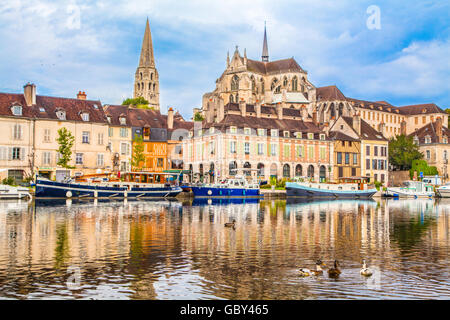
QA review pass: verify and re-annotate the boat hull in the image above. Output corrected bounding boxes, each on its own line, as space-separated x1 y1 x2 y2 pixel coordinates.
286 182 376 199
436 188 450 198
190 186 261 198
384 187 434 198
35 179 182 198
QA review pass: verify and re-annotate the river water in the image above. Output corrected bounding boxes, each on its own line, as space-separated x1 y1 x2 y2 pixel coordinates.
0 198 448 300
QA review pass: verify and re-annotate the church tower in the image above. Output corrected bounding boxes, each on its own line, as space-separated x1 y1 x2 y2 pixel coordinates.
262 22 269 62
134 18 160 110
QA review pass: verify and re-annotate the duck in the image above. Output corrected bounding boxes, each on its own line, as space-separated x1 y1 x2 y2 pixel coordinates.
360 259 373 277
224 219 236 228
299 260 326 276
311 260 327 276
328 260 342 278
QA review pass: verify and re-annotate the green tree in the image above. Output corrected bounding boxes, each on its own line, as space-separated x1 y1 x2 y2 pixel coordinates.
389 134 423 170
193 112 204 121
122 97 153 109
131 135 145 170
56 128 75 169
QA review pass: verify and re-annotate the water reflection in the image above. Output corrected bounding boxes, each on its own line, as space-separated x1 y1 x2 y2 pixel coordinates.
0 198 448 299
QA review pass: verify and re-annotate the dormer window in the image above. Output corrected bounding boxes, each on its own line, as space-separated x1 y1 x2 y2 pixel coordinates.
283 131 290 138
424 135 431 144
107 116 111 123
209 127 215 134
39 107 45 113
119 117 126 125
295 132 302 139
229 126 237 134
308 133 314 140
81 112 89 122
244 127 251 135
93 104 99 109
11 105 22 116
444 136 448 144
271 129 278 137
319 134 325 140
56 110 66 120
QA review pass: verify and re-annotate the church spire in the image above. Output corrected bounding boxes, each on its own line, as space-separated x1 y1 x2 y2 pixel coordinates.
139 18 155 67
262 21 269 62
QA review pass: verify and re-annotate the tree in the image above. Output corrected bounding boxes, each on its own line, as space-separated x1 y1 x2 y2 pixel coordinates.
193 112 204 121
56 128 75 169
389 134 423 170
131 135 145 170
122 97 153 110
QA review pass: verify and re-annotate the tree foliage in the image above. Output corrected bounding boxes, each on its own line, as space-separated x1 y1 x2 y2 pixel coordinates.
122 97 153 110
446 109 450 127
193 112 204 121
56 128 75 169
131 135 146 170
389 134 423 170
409 160 438 179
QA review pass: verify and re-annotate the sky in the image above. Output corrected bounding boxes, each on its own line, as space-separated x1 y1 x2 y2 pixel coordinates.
0 0 449 119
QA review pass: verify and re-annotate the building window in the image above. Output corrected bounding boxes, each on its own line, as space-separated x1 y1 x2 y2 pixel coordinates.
56 110 66 120
308 146 314 159
245 142 250 155
296 145 303 157
283 144 290 157
291 77 298 91
320 147 326 160
82 131 90 144
157 158 164 167
98 133 104 145
381 174 385 182
97 154 104 167
244 127 251 135
319 134 325 140
284 131 290 138
12 147 22 160
366 145 370 156
258 143 264 155
231 75 239 91
209 142 215 155
13 124 22 140
120 128 128 138
81 113 89 122
12 105 22 116
109 127 114 137
120 161 128 172
338 167 343 178
42 152 51 165
353 153 358 165
257 129 265 136
352 167 357 176
345 153 350 164
119 117 126 125
372 159 377 170
366 159 370 170
308 133 314 140
44 129 51 143
271 129 278 137
230 126 237 134
76 153 83 164
271 144 277 156
337 152 342 164
230 141 236 154
426 150 430 159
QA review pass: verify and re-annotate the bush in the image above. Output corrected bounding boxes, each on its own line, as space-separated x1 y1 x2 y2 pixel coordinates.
374 180 382 191
409 159 438 179
2 177 15 186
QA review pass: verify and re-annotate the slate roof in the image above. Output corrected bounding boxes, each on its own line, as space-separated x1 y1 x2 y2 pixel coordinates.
408 121 450 144
342 116 388 141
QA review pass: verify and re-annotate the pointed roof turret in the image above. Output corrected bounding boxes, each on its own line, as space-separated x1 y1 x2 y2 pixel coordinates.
139 18 155 67
262 22 269 62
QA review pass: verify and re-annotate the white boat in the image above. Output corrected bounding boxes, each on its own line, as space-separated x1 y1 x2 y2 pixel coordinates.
0 185 31 199
436 183 450 198
384 181 434 198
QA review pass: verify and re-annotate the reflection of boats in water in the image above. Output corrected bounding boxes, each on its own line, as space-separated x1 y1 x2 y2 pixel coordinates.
36 172 182 199
286 177 377 199
34 197 182 207
286 198 376 205
384 181 434 198
191 197 260 206
0 185 31 200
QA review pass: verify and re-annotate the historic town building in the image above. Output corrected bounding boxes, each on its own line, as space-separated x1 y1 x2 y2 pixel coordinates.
133 18 160 111
409 117 450 179
0 84 111 182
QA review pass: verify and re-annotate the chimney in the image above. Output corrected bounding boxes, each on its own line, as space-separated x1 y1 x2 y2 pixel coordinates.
239 99 246 117
436 117 443 143
353 113 361 135
23 83 36 106
400 120 407 135
312 111 318 126
168 107 174 130
255 100 261 118
77 91 87 100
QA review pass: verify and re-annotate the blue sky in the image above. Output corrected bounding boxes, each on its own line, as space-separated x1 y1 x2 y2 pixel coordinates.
0 0 449 119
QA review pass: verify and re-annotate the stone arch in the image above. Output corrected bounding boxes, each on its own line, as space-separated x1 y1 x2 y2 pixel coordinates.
243 161 252 177
295 164 303 177
320 165 326 181
291 76 298 91
307 164 315 178
283 164 290 178
229 161 237 176
257 163 265 178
